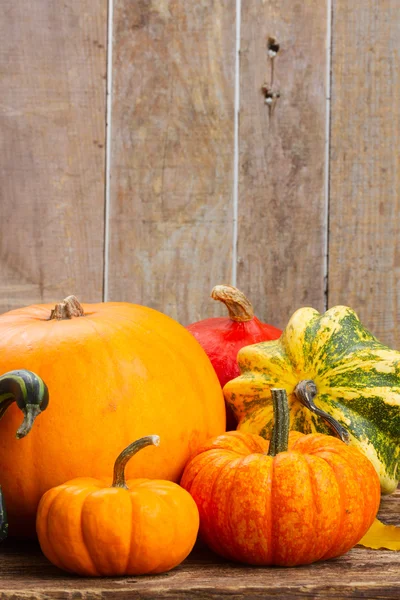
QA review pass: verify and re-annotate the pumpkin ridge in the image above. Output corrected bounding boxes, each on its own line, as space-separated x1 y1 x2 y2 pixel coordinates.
304 453 341 561
44 495 67 572
185 451 224 549
145 490 176 574
233 453 273 563
47 500 71 573
300 454 319 562
56 487 100 575
345 454 368 540
126 490 146 573
224 455 256 563
202 453 237 559
124 494 135 574
318 457 347 559
76 487 103 576
266 455 275 564
217 455 245 560
36 488 68 572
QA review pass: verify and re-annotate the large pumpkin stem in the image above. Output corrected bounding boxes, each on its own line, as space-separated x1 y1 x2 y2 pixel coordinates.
112 435 160 489
0 370 49 439
294 380 350 443
211 285 254 322
267 388 290 456
49 295 85 320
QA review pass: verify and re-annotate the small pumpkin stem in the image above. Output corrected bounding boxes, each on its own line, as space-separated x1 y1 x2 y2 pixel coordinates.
211 285 254 322
267 388 290 456
294 380 350 443
112 435 160 489
49 295 85 320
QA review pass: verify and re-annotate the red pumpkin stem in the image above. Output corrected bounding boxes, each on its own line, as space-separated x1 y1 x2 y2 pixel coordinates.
211 285 254 322
49 296 85 320
294 380 350 443
112 435 160 489
267 388 290 456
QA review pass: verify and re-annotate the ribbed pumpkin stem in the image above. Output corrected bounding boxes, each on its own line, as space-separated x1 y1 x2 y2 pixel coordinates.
211 285 254 322
267 388 290 456
294 380 350 443
49 295 85 320
112 435 160 489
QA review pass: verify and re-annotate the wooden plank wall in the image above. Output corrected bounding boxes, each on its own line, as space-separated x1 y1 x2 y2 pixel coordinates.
329 0 400 348
0 1 107 311
238 0 328 327
108 0 235 323
1 1 399 347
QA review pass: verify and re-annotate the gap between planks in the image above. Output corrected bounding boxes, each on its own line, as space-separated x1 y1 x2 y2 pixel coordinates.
103 0 114 302
324 0 333 311
232 0 241 287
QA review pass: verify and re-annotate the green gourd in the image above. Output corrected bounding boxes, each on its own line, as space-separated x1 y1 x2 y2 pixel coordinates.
224 305 400 494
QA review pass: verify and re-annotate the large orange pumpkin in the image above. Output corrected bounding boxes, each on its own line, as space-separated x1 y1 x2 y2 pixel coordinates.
0 296 225 536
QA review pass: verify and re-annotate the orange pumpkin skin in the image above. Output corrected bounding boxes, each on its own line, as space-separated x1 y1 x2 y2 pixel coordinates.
0 300 225 536
181 430 381 566
36 477 199 576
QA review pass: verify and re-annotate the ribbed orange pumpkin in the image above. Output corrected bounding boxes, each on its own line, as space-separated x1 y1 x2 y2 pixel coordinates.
37 436 200 576
181 389 381 566
0 296 225 536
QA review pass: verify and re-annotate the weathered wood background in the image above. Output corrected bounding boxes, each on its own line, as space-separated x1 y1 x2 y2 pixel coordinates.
1 0 399 347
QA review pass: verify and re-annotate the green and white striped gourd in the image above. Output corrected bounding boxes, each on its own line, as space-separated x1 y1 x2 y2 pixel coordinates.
224 306 400 494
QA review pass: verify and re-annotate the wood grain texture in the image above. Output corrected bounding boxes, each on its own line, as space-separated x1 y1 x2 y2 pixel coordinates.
0 1 107 313
329 0 400 348
108 0 235 324
0 489 398 599
237 0 328 329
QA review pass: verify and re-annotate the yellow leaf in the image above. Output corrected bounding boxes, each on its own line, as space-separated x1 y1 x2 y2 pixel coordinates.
358 518 400 550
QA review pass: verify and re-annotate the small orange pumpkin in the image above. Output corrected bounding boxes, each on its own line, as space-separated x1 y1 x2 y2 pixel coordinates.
181 389 381 566
36 436 199 576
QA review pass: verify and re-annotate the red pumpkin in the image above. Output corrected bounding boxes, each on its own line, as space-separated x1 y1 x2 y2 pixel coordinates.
187 285 281 428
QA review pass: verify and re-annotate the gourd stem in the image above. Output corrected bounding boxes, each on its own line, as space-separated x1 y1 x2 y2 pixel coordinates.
294 380 350 443
211 285 254 322
0 370 49 439
49 295 85 320
112 435 160 489
16 405 43 439
267 388 290 456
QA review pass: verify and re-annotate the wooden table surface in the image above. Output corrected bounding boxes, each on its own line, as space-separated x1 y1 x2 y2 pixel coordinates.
0 488 398 599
